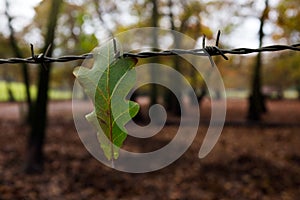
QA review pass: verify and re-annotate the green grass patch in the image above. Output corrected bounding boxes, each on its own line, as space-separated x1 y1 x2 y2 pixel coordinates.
0 81 71 102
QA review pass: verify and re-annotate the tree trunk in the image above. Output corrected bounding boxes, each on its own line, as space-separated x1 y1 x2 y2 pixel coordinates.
150 0 159 106
247 52 266 120
247 0 268 121
4 79 15 102
5 0 31 116
24 0 62 174
296 82 300 100
164 0 182 116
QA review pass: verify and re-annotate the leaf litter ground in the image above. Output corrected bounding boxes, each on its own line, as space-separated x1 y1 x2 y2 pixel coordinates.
0 99 300 200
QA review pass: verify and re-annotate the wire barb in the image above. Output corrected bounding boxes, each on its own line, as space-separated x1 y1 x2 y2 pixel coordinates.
215 30 221 47
112 38 120 58
202 35 206 49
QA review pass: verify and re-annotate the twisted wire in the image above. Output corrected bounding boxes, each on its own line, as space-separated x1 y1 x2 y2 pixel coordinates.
0 33 299 65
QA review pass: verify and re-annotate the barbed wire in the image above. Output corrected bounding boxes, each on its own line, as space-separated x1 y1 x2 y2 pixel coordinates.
123 43 300 60
0 31 299 65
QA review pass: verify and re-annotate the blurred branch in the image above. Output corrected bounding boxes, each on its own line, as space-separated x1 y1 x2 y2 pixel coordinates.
92 0 114 37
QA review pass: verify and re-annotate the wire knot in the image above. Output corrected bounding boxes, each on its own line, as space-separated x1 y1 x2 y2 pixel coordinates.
204 46 228 60
30 44 45 63
30 44 51 69
202 30 228 60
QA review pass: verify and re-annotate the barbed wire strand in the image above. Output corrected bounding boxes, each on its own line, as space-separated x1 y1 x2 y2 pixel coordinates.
0 31 299 65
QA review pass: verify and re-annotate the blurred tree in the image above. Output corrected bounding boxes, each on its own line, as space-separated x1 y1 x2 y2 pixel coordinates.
264 52 300 99
20 0 119 172
0 35 15 102
92 0 115 37
247 0 269 121
49 1 99 92
4 0 31 116
2 66 15 102
150 0 159 106
165 0 193 115
117 0 217 115
263 56 287 99
275 0 300 99
290 54 300 99
25 0 63 173
214 56 240 89
276 0 300 43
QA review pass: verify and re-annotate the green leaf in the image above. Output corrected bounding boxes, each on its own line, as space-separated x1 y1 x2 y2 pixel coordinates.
73 40 139 160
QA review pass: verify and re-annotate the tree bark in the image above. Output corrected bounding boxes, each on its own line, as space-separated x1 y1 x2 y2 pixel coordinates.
24 0 63 174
